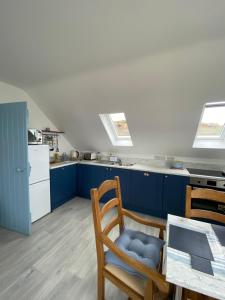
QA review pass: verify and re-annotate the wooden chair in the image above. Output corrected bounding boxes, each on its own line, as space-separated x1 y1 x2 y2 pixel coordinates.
185 186 225 225
91 176 172 300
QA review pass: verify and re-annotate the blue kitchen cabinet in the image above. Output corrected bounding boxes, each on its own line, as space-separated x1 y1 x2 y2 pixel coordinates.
77 164 95 199
162 174 189 218
50 164 77 210
93 166 130 205
65 164 77 199
77 164 131 205
61 163 189 219
130 170 164 217
107 167 130 207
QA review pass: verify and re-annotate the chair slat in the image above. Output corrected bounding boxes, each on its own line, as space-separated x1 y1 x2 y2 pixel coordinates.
191 188 225 203
103 216 120 236
190 209 225 224
98 180 117 200
185 186 225 225
100 198 119 219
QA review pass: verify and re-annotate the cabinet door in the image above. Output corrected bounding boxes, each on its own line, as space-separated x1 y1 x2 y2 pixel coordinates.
77 164 131 205
65 164 77 199
50 165 77 210
77 164 94 199
108 167 130 207
130 170 164 217
50 167 65 210
90 166 130 205
90 166 112 203
162 174 189 218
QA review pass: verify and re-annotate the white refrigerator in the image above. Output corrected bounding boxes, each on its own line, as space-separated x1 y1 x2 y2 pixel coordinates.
29 145 51 222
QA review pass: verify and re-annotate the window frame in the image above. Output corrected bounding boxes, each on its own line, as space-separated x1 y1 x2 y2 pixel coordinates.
193 101 225 149
99 113 133 147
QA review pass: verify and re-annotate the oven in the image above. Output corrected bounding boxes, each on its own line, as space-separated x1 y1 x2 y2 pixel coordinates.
188 171 225 215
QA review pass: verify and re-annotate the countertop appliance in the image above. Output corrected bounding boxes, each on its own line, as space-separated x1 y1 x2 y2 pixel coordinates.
28 129 43 144
187 168 225 215
187 168 225 190
29 145 51 222
83 152 97 160
70 149 80 160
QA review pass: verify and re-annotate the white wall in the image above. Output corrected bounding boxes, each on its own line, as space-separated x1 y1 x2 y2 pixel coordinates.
0 81 73 154
29 37 225 160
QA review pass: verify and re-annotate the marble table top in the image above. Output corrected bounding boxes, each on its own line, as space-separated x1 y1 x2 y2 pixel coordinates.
166 215 225 300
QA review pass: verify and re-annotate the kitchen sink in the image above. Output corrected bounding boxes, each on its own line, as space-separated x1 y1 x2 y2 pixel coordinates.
95 160 115 165
95 161 134 167
120 163 134 167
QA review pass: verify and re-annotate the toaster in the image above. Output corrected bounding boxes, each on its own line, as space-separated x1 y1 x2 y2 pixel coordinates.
83 152 97 160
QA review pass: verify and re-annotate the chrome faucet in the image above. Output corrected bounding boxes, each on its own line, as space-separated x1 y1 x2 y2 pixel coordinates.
117 158 122 166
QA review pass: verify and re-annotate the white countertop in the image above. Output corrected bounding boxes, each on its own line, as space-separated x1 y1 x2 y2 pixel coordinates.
49 160 225 180
78 160 190 176
166 214 225 300
50 161 78 169
50 160 189 176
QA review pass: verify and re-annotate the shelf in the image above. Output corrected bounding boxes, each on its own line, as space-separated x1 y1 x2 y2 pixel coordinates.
42 130 65 135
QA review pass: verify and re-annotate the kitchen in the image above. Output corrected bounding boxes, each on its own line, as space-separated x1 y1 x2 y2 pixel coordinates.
1 1 225 300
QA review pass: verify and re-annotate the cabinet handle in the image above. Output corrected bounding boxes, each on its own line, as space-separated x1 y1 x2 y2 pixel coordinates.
144 172 149 176
165 175 168 178
106 167 108 170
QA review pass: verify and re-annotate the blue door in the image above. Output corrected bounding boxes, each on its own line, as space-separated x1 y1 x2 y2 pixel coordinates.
0 102 31 235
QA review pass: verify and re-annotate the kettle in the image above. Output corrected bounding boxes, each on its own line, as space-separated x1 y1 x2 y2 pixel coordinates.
70 150 80 161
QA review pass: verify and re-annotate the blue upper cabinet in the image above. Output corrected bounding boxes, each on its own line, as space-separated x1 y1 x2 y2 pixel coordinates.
50 164 77 210
130 170 164 217
162 174 189 218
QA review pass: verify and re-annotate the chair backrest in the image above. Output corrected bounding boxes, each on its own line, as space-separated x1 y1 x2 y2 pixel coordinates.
185 186 225 224
91 176 125 268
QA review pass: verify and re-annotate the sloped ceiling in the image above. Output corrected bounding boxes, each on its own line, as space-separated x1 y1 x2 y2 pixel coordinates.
1 1 225 158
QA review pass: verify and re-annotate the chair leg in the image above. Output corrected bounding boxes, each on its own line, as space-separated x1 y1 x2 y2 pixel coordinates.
98 268 105 300
144 280 153 300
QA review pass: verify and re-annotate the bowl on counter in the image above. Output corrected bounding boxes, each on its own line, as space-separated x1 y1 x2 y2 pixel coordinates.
170 161 184 170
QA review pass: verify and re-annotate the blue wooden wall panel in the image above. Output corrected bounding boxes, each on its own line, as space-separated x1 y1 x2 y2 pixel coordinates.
0 102 31 235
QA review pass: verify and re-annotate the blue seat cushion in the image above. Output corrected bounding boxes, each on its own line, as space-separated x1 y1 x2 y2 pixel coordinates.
105 228 164 279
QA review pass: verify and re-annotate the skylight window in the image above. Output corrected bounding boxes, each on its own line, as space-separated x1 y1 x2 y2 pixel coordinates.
99 113 133 146
193 102 225 149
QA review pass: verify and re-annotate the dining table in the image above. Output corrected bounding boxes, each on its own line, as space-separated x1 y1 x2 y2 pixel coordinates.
165 214 225 300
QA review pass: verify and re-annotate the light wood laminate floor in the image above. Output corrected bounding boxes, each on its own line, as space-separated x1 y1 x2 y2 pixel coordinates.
0 197 164 300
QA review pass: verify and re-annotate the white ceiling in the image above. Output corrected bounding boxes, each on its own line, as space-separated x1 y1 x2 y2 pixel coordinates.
1 1 225 158
1 0 225 86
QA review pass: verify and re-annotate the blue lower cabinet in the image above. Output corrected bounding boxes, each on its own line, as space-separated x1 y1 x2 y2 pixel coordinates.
94 166 130 205
162 174 189 218
51 163 189 219
130 170 164 217
50 164 77 210
77 164 130 205
77 164 96 199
